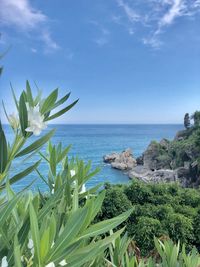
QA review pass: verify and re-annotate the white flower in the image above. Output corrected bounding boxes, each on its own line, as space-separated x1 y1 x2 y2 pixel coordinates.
70 169 76 177
72 180 76 186
59 259 67 266
1 256 8 267
27 238 33 249
8 112 19 129
25 104 47 136
45 262 55 267
51 183 55 194
27 238 34 255
80 184 86 194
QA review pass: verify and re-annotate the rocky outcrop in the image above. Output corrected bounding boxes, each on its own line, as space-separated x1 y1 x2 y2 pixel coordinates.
143 141 171 170
129 166 190 186
104 124 200 187
103 149 137 171
129 167 175 183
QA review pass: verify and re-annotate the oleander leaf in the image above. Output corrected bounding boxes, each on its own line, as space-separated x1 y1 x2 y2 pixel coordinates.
5 160 41 186
52 92 71 110
0 121 8 173
50 146 56 176
29 202 41 265
80 209 133 239
26 80 34 106
45 99 79 121
10 83 19 110
0 193 22 225
40 89 58 114
15 129 55 158
19 92 28 137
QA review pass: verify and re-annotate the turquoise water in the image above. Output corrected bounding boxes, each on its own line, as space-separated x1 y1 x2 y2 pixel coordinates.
4 124 183 191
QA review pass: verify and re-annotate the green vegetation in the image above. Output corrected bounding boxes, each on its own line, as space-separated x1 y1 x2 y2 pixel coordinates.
98 181 200 256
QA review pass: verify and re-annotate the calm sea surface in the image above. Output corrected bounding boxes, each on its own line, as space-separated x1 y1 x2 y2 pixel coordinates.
4 124 183 191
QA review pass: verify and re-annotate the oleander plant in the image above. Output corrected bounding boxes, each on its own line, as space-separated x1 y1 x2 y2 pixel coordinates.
0 82 134 267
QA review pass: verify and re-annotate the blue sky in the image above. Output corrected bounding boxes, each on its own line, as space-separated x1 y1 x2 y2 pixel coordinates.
0 0 200 124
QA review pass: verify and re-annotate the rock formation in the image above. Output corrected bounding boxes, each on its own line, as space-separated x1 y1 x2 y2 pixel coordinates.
103 127 200 187
103 149 137 171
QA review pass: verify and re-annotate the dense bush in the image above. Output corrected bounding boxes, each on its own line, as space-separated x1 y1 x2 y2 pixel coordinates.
164 213 194 245
97 186 132 219
129 216 163 255
99 180 200 256
124 181 153 204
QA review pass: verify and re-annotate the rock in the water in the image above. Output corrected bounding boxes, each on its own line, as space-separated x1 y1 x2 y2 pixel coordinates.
103 152 118 163
104 149 137 171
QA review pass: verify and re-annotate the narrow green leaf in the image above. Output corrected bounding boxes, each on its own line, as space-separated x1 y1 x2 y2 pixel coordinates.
0 194 22 224
14 236 23 267
41 89 58 114
6 160 41 186
15 129 55 158
0 121 8 173
2 101 10 123
19 92 28 137
57 145 71 163
52 92 71 110
56 228 125 266
10 83 19 110
47 207 89 261
45 99 79 121
26 80 34 106
80 209 133 239
50 146 56 176
29 202 41 265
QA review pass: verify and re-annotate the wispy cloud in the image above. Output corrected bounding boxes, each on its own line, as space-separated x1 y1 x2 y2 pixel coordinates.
115 0 200 48
117 0 140 22
90 20 110 47
95 37 109 46
156 0 186 34
0 0 59 52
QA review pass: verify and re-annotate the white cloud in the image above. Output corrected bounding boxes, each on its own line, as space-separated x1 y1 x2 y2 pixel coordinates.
0 0 59 52
0 0 46 30
41 31 60 53
157 0 186 34
90 20 110 47
117 0 140 22
115 0 200 48
31 48 37 53
95 37 109 46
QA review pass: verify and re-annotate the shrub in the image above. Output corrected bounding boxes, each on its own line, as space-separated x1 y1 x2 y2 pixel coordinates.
164 213 194 245
131 216 163 255
99 186 133 220
124 181 153 204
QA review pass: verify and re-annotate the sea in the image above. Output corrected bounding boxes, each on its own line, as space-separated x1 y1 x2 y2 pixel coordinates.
4 124 183 191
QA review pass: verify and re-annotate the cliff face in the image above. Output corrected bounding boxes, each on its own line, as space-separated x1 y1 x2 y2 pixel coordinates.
104 127 200 187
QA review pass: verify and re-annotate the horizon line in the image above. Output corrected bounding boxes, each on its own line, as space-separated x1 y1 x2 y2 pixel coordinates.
2 122 184 126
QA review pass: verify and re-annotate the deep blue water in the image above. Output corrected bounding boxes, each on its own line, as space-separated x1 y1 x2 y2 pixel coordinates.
4 124 183 191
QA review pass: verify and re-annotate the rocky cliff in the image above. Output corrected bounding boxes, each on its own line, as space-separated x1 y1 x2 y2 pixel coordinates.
103 127 200 187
